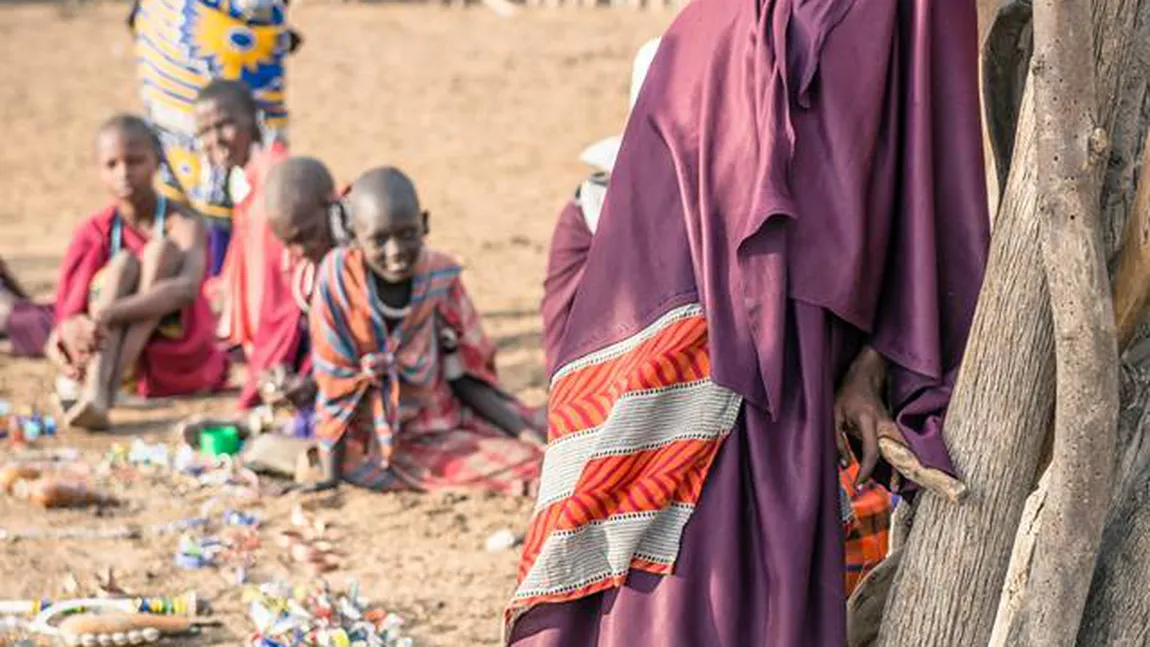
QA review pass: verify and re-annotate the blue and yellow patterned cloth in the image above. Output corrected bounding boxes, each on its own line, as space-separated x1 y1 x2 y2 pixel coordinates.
132 0 291 273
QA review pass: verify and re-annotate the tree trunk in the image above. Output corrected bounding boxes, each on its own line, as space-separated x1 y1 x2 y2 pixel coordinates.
986 470 1047 647
979 0 1008 217
1077 26 1150 638
993 12 1150 641
982 0 1033 199
875 76 1055 647
875 2 1142 646
1077 489 1150 647
1077 359 1150 646
1112 133 1150 349
1006 0 1118 642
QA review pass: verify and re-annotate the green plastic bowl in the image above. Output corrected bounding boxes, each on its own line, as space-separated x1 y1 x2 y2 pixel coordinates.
200 425 241 456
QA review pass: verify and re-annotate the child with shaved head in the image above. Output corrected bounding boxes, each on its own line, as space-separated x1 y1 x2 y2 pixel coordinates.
239 156 349 412
306 166 543 494
53 115 229 430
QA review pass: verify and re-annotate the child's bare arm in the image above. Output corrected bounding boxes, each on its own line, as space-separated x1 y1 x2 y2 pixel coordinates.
97 212 206 326
451 376 529 436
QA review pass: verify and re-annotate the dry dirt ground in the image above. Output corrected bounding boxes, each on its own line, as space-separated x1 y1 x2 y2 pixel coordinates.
0 3 672 645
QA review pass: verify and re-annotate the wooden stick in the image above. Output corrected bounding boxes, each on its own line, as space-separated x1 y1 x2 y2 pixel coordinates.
877 438 969 504
0 524 141 542
58 613 217 636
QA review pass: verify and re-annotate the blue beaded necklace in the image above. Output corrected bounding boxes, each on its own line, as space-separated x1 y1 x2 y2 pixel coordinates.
110 195 168 253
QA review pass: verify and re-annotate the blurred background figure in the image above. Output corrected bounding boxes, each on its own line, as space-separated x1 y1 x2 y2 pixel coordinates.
127 0 300 277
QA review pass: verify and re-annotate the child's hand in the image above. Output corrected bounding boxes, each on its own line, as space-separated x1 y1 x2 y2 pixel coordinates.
360 352 395 380
284 375 318 410
59 315 102 365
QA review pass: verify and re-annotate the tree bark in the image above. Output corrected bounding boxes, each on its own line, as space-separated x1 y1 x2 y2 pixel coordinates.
875 2 1141 646
875 78 1055 647
987 470 1048 647
1077 487 1150 647
980 0 1008 217
982 0 1033 199
993 24 1150 641
1005 0 1118 643
978 0 1003 46
1077 33 1150 637
1076 360 1150 646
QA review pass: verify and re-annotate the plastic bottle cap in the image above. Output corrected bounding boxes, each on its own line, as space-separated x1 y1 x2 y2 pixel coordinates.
200 426 241 456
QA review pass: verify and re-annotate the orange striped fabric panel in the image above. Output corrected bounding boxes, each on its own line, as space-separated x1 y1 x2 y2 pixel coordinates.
507 304 744 633
839 462 892 595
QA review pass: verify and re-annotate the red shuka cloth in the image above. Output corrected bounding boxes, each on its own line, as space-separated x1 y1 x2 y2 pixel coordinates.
218 140 292 354
238 260 312 409
54 205 229 397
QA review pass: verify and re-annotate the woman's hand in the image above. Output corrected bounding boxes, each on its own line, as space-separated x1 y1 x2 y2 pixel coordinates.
834 346 898 486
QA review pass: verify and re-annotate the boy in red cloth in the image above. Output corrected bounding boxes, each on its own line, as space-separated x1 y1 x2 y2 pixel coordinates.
239 156 349 412
54 115 229 430
194 79 291 354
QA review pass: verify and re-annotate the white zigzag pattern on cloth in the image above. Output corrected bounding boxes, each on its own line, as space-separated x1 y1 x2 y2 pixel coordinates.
514 502 696 601
535 379 742 512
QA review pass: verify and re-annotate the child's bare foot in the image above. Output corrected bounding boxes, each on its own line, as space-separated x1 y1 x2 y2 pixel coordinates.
65 399 111 431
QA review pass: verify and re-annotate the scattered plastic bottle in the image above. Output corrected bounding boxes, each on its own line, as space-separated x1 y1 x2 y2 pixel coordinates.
485 528 520 552
129 438 171 468
224 510 260 527
22 416 43 440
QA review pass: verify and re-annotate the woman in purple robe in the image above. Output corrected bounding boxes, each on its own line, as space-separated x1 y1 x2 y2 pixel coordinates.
508 0 990 645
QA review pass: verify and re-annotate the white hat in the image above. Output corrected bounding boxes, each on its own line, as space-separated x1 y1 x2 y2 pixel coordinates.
579 37 661 174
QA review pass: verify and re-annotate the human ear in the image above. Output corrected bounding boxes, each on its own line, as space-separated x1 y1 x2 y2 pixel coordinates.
422 210 430 236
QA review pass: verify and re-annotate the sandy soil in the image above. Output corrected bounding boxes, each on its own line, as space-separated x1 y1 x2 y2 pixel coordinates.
0 3 672 645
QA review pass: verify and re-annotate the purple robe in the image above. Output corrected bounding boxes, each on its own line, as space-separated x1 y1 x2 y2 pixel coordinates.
541 199 593 376
5 301 54 358
510 0 989 644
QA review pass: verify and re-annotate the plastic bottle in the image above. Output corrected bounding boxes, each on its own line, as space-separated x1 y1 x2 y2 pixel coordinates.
23 415 43 441
0 400 11 440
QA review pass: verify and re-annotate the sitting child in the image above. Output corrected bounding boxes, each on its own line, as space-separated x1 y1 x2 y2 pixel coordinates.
239 156 349 412
54 115 229 430
195 79 292 352
307 167 544 494
0 257 54 357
